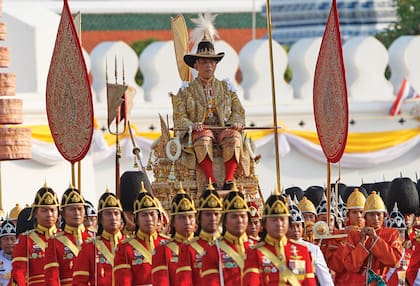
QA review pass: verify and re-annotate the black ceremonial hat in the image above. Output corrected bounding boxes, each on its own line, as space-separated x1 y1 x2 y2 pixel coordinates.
389 177 419 215
285 186 304 201
197 182 223 211
120 171 151 212
304 186 325 208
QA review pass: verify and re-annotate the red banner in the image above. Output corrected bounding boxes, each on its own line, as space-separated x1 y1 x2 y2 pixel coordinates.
313 0 348 163
46 0 94 164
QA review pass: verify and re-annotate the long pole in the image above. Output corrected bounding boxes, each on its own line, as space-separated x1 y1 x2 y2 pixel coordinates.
265 0 281 192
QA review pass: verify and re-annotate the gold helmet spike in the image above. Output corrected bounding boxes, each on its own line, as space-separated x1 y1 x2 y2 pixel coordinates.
178 182 186 194
207 178 215 191
140 181 147 193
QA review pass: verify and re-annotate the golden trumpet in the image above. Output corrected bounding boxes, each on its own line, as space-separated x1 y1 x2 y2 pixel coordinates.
313 221 348 240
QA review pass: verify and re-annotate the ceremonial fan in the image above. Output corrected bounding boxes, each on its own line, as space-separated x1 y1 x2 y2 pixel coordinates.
313 0 349 222
46 0 94 191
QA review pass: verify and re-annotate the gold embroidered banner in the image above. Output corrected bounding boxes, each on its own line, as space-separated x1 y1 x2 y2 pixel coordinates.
46 0 94 163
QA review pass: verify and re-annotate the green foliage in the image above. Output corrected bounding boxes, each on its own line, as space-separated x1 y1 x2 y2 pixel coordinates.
131 38 157 86
376 0 420 48
282 45 293 83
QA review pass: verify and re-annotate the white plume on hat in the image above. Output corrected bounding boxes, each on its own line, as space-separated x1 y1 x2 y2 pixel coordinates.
190 13 219 46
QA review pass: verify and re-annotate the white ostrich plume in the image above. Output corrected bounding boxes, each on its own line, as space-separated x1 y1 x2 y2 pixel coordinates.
189 13 219 46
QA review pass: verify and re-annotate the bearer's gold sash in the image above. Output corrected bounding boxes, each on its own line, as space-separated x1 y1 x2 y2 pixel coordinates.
95 240 115 266
128 239 152 264
258 246 300 286
29 231 47 251
219 240 244 270
56 235 80 256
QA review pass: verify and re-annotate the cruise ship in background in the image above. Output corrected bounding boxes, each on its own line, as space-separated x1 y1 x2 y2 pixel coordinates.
267 0 397 45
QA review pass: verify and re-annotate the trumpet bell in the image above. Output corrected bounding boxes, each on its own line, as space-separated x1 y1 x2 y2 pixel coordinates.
313 221 330 239
313 220 348 240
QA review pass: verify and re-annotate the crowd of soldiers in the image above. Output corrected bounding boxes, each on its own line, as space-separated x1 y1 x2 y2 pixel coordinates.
0 175 418 286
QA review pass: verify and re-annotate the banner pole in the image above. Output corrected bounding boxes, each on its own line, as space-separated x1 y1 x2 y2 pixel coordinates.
265 0 281 192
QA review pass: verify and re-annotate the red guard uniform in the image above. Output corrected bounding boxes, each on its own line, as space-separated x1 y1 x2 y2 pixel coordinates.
243 234 316 286
10 225 57 286
152 233 193 286
113 230 168 286
406 238 420 285
72 230 124 286
176 231 220 286
44 225 91 286
200 232 250 286
341 227 402 286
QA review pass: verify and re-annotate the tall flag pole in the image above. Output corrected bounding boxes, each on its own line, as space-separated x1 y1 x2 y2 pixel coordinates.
265 0 282 192
313 0 349 222
46 0 94 189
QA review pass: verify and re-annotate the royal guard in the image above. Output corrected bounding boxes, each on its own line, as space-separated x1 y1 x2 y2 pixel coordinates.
200 183 250 286
72 190 125 285
388 177 419 242
384 203 409 285
299 197 317 225
329 188 366 285
315 194 340 266
176 181 223 286
243 190 316 286
0 219 16 285
247 201 262 245
83 200 98 236
286 201 333 286
299 197 317 243
10 183 60 286
407 232 420 285
114 183 168 285
120 171 151 237
341 191 402 286
152 184 197 285
44 185 90 286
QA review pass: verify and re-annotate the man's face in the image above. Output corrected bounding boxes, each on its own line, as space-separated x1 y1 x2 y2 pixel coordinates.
404 213 416 229
35 206 58 228
0 235 16 255
287 222 303 240
247 217 261 237
173 213 196 237
264 216 289 239
224 211 248 237
137 209 159 234
303 212 316 224
195 58 217 80
100 209 122 234
365 211 384 229
347 208 365 228
317 213 335 232
200 210 222 234
62 204 85 227
84 216 97 230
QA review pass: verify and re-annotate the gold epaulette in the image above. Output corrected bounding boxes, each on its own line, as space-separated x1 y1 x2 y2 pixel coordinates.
186 236 200 244
54 231 65 238
159 233 170 239
121 236 135 244
22 229 35 236
251 241 265 249
289 239 307 247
